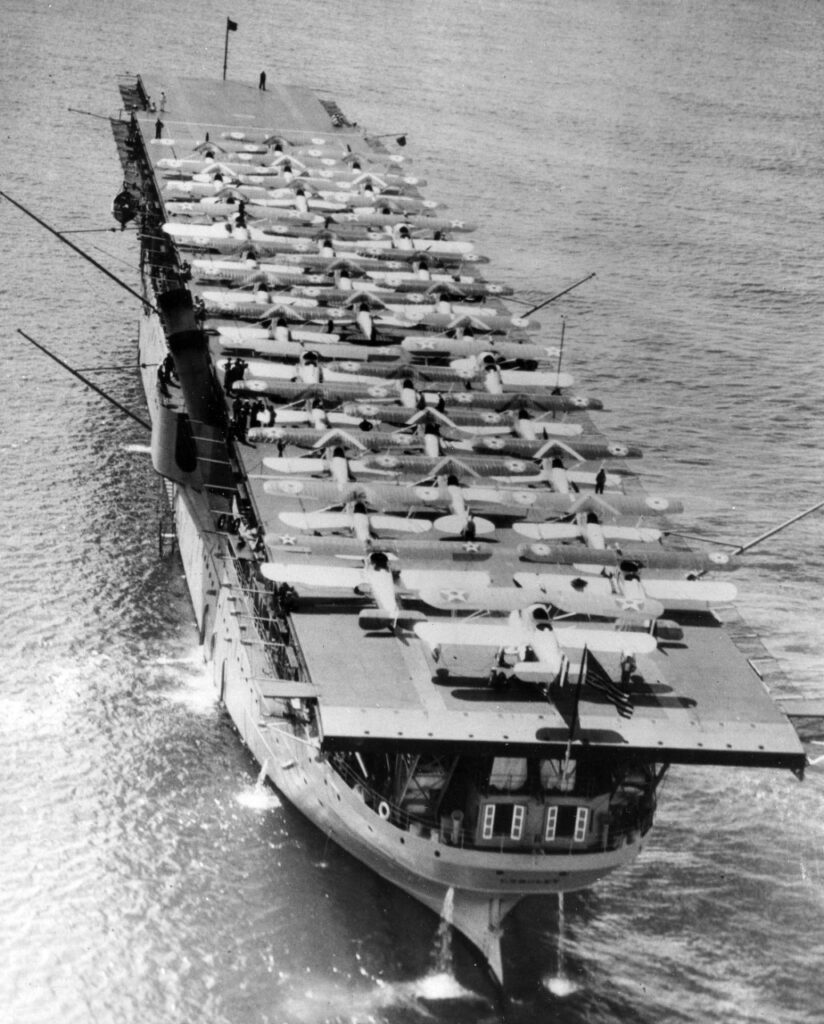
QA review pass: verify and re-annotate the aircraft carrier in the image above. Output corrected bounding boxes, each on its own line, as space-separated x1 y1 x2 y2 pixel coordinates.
107 71 810 985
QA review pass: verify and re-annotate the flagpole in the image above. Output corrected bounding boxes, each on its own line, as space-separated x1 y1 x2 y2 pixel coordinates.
223 18 238 80
561 647 586 785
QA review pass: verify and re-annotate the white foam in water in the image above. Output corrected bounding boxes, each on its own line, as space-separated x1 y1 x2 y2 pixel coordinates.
236 761 282 811
275 896 487 1023
433 886 455 976
279 972 485 1024
542 974 578 998
409 971 481 1002
235 785 282 811
151 650 217 712
541 892 579 997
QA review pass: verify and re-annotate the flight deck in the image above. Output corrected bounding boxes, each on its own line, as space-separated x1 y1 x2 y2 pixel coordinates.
124 74 806 774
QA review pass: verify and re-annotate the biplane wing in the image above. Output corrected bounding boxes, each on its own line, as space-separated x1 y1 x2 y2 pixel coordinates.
414 619 535 652
265 409 364 427
264 478 352 501
279 510 358 532
260 562 364 589
262 477 443 510
256 426 424 453
418 578 665 620
512 522 663 544
424 312 539 333
563 493 684 517
456 487 682 517
344 403 583 438
353 453 535 479
551 626 657 656
262 453 396 478
601 525 664 544
516 541 739 571
414 617 657 660
637 578 738 608
262 456 328 475
513 523 589 542
492 466 625 490
515 571 734 614
402 336 553 361
356 513 432 534
495 368 574 389
261 556 425 630
417 584 539 613
215 325 281 342
512 573 666 620
471 436 643 461
398 569 492 593
219 337 387 362
278 509 432 535
260 462 680 520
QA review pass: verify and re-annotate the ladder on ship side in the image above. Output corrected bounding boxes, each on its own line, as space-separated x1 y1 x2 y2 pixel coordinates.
157 478 177 557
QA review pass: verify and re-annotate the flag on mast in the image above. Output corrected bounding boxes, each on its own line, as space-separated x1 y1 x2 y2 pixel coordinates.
223 18 239 80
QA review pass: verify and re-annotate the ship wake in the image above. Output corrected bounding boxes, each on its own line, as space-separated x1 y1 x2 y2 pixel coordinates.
277 971 489 1024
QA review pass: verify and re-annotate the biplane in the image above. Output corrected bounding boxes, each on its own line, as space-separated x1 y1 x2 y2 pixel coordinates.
414 606 658 688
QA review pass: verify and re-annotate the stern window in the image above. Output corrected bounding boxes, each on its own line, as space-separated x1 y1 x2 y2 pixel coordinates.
481 802 527 840
481 803 496 840
544 805 558 841
574 806 589 842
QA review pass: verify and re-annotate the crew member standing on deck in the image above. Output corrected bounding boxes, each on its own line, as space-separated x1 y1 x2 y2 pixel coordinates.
259 71 266 91
154 117 164 140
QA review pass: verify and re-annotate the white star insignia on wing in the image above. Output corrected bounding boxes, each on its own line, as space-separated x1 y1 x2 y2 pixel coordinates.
278 534 298 546
441 589 469 603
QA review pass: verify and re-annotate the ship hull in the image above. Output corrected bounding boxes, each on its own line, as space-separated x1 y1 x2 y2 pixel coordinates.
112 75 804 992
163 457 646 983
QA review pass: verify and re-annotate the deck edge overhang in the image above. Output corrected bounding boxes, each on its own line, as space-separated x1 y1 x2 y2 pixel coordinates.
319 735 806 770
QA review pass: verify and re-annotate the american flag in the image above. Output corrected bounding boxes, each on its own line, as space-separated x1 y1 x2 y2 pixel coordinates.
583 647 634 719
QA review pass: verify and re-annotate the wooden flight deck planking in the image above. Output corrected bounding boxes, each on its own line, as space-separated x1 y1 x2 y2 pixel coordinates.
293 604 803 767
136 77 806 772
136 75 353 148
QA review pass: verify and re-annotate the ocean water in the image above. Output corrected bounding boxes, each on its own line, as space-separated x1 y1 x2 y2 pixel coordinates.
1 0 822 1021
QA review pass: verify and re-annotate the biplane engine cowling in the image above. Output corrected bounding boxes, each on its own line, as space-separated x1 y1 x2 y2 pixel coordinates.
523 604 554 630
